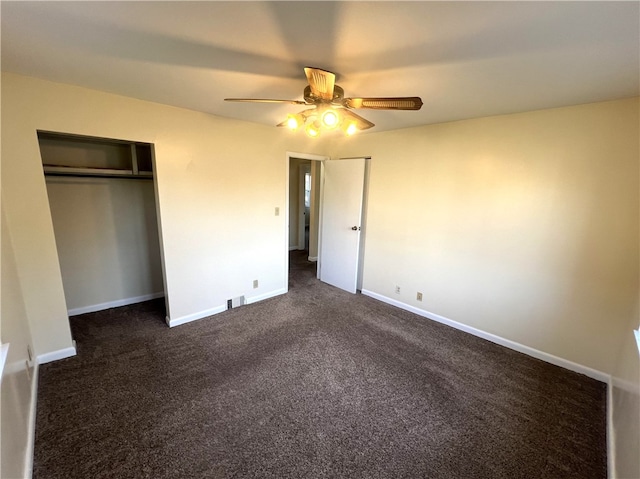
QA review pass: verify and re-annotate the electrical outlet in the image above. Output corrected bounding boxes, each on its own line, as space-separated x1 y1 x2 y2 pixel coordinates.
275 207 280 216
253 279 259 289
416 292 423 301
395 285 401 294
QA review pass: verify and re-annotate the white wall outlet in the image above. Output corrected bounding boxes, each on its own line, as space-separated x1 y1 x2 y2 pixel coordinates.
253 279 259 289
395 285 401 294
275 207 280 216
416 292 423 301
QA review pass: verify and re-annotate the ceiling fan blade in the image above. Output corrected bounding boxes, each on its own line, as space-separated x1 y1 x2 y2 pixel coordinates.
225 98 307 105
341 109 375 130
304 67 336 101
343 97 423 110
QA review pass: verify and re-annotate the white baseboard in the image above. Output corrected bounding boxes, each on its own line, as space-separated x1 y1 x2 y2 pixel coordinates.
166 288 288 327
245 288 287 305
308 256 318 262
166 304 227 328
36 342 77 365
288 246 298 251
24 360 39 479
361 289 610 383
68 292 165 316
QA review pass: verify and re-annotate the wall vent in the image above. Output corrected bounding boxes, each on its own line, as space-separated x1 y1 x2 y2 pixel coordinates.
227 296 246 310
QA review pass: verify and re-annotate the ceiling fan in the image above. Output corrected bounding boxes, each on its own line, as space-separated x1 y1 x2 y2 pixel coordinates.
225 67 423 137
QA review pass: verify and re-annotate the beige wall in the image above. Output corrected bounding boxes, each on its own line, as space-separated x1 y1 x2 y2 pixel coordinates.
1 204 37 479
1 92 73 356
331 98 639 375
1 72 327 356
45 176 164 312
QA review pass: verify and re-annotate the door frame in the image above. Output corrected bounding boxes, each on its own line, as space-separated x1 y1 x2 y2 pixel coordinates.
285 151 328 291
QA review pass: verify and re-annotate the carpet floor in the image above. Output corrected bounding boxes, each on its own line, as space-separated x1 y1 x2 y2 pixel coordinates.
34 251 607 478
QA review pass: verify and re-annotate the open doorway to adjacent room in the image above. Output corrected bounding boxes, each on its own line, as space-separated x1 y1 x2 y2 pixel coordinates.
288 156 322 278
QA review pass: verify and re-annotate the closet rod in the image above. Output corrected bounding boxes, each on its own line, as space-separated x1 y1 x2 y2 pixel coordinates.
44 168 153 180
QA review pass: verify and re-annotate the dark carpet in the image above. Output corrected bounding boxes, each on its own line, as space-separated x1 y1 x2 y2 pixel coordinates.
34 251 607 478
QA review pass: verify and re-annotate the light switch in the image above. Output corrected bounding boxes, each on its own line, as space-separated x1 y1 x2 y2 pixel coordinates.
275 207 280 216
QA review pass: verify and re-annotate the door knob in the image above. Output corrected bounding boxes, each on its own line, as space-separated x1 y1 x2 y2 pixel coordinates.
351 226 359 231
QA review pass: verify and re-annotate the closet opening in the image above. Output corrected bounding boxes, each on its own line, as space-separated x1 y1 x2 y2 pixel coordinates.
38 131 167 323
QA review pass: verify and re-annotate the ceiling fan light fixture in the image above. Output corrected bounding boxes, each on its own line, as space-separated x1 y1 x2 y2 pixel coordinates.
342 121 358 136
320 108 340 129
286 113 303 130
305 122 321 138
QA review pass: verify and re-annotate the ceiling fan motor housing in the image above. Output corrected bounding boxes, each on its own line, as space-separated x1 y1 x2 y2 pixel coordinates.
304 85 344 104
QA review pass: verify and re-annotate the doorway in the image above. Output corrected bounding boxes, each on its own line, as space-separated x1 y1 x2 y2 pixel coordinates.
285 152 370 294
288 157 321 277
286 152 327 285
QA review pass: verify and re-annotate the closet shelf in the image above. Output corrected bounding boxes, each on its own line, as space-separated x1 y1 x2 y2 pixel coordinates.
43 165 153 179
38 131 155 180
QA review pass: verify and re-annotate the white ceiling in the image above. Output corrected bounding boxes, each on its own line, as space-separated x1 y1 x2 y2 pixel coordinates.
2 1 639 133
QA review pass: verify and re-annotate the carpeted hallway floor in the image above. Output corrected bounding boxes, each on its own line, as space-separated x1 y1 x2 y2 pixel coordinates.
34 251 607 478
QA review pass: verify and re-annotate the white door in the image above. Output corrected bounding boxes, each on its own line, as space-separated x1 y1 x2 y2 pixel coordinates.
319 158 366 293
